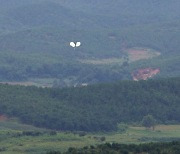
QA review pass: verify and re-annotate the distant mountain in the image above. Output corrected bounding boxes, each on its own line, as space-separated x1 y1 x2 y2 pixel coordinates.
6 2 92 28
59 0 180 23
0 15 25 33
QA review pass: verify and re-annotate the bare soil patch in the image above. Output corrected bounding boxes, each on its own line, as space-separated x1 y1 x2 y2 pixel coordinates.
132 68 160 81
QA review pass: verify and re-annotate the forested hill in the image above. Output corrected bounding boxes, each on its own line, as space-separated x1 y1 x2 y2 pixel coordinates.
0 77 179 132
0 0 180 84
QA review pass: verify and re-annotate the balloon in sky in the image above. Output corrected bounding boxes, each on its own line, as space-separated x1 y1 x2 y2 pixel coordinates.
70 42 81 48
76 42 81 47
70 42 76 47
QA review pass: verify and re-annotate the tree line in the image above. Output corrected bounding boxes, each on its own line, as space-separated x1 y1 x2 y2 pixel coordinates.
47 141 180 154
0 77 179 132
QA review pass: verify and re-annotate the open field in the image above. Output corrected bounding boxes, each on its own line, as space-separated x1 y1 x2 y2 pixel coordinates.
78 47 160 66
0 120 179 154
0 78 56 88
125 48 161 62
78 57 124 65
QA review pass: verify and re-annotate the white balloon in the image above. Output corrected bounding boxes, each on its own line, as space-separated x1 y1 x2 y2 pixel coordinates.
76 42 81 47
70 42 76 47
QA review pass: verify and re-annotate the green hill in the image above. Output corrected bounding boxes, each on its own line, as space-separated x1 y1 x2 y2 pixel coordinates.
0 0 179 85
0 77 179 132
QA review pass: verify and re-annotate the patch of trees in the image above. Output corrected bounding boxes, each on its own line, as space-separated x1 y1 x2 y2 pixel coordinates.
142 114 156 130
9 131 50 138
0 77 179 132
60 141 180 154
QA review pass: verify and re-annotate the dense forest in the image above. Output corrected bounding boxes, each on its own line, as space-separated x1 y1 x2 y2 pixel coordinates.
0 77 179 132
0 0 179 85
59 141 180 154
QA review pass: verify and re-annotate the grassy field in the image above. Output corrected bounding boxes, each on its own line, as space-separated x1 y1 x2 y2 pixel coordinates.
125 48 161 62
0 78 56 88
78 47 160 65
78 57 124 65
0 120 180 154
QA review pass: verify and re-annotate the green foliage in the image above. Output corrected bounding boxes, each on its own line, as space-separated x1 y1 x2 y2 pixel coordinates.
142 115 156 129
100 136 106 142
0 77 179 132
77 132 87 137
63 141 180 154
118 123 129 133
